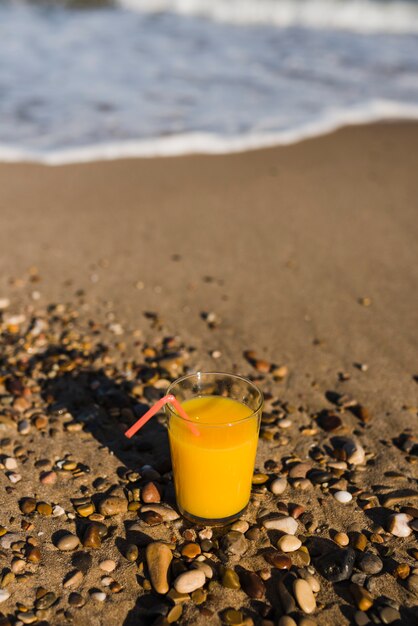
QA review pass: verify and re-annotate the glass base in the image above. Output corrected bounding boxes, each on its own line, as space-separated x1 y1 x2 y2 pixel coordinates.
178 504 248 526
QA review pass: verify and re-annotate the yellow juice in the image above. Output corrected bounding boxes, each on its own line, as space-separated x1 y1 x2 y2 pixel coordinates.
168 395 259 520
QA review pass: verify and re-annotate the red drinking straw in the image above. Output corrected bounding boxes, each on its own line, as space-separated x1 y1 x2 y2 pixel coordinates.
124 394 199 438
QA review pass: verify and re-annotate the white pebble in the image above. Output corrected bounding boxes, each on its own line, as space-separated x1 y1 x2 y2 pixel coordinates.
52 505 65 517
270 478 288 495
278 418 292 429
0 589 10 603
91 591 107 602
99 560 116 573
388 513 413 537
333 490 353 504
5 314 25 325
174 569 205 594
4 457 17 470
101 576 113 587
7 472 22 484
263 516 298 535
0 298 10 310
17 420 30 435
277 535 302 552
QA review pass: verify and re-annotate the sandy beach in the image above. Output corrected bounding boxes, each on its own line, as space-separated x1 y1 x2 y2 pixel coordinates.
0 122 417 626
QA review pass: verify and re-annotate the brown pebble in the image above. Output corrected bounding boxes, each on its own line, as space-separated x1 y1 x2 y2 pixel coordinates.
142 510 164 525
36 502 52 516
333 532 349 547
141 482 161 503
82 524 101 549
57 533 80 552
350 583 373 611
264 552 292 570
68 592 85 607
76 503 95 517
239 570 265 599
26 546 41 563
40 471 57 485
98 496 127 517
351 533 367 551
393 563 410 579
20 498 36 515
146 542 173 594
125 544 139 562
181 543 201 559
222 568 241 589
252 473 269 485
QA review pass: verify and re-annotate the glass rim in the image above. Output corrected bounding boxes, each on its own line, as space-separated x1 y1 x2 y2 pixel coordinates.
166 371 264 426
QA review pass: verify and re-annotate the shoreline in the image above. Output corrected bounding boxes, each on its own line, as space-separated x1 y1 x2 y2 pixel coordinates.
1 111 418 166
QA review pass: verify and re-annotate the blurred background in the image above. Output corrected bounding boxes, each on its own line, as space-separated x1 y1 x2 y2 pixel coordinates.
1 0 418 163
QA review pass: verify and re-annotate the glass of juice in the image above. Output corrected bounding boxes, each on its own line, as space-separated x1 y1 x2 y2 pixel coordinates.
165 372 263 526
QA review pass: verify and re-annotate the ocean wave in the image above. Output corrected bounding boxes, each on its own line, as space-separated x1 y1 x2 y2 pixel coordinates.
117 0 418 33
1 100 418 165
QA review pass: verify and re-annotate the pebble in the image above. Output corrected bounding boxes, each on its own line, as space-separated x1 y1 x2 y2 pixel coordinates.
352 533 368 551
387 513 412 537
26 546 41 563
263 517 298 535
277 535 302 552
221 531 249 556
98 496 128 516
354 611 371 626
141 482 161 503
221 608 244 625
293 578 316 614
57 533 80 551
40 471 57 485
350 584 373 611
358 554 383 575
239 571 265 599
0 590 10 603
334 532 350 547
190 561 213 579
91 591 107 602
265 552 292 570
222 568 241 589
270 478 288 495
125 544 139 561
278 618 297 626
181 542 201 559
68 592 85 607
289 463 312 479
146 542 173 594
316 548 355 582
99 560 116 573
7 473 21 484
334 490 353 504
63 570 84 588
4 457 17 470
37 502 52 516
406 574 418 595
174 569 205 594
379 607 401 624
83 524 102 549
230 520 249 533
140 503 179 521
20 498 36 515
52 505 65 517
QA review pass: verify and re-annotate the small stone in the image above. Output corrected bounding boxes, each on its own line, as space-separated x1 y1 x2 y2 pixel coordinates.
316 548 355 582
293 578 316 614
264 552 292 570
40 471 57 485
379 607 401 624
358 554 383 575
252 473 269 484
190 561 213 579
167 604 183 623
35 591 56 609
36 502 52 516
278 579 296 613
142 510 163 525
334 491 353 504
141 482 161 503
352 533 368 551
52 505 65 517
181 543 201 559
57 533 79 551
99 560 116 573
174 569 205 594
393 563 410 579
354 610 371 626
20 498 36 515
26 546 41 563
221 531 249 556
76 503 95 517
222 568 241 589
289 463 312 479
98 496 128 517
63 570 84 588
222 608 244 625
263 517 298 535
141 504 179 521
277 535 302 553
0 590 10 603
239 570 265 599
91 591 107 602
11 559 25 574
278 618 297 626
406 574 418 595
230 520 249 533
334 532 349 547
83 524 102 549
68 592 85 607
350 583 373 611
387 513 412 537
125 544 139 562
270 478 288 495
7 473 21 484
4 458 17 470
146 542 173 594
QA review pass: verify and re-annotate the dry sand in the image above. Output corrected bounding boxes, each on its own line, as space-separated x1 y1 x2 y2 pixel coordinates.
0 122 417 626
